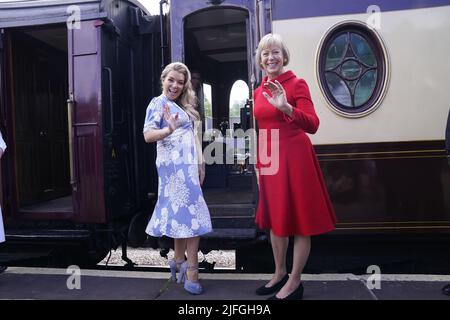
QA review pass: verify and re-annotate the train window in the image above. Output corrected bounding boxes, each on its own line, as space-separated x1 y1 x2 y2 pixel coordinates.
317 21 389 117
203 83 213 132
229 80 249 132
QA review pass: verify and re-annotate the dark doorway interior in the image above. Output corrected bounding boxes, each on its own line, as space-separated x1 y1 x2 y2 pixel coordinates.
184 8 254 206
11 26 72 213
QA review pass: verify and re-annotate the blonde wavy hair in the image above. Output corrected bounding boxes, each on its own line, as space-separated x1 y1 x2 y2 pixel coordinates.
160 62 200 121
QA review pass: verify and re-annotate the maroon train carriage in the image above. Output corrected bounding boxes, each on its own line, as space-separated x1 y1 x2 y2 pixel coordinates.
0 0 164 267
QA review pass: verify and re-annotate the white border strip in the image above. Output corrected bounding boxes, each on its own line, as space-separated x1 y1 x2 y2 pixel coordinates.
5 267 450 281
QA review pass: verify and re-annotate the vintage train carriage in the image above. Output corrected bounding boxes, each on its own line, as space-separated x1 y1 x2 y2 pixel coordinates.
0 0 164 266
0 0 449 271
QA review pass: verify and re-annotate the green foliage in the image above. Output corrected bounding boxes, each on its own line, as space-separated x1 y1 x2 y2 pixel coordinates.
230 99 245 117
204 97 212 117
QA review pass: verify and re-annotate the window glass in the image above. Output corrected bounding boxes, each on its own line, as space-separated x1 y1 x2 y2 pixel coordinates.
203 83 212 132
318 23 388 116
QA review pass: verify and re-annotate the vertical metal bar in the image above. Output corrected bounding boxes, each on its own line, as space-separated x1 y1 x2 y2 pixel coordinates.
67 93 76 191
159 0 168 71
103 66 114 134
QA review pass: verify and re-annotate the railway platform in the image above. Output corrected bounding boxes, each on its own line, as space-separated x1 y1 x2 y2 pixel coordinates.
0 266 449 301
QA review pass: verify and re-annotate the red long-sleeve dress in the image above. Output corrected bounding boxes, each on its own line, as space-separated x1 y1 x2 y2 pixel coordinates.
254 70 336 236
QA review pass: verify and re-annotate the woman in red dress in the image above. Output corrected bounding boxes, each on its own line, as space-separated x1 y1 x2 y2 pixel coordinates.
253 33 336 300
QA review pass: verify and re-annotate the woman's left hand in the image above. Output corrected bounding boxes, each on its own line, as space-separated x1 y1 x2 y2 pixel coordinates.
263 80 290 113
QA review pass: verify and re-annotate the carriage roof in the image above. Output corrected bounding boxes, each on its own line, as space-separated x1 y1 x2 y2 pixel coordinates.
0 0 150 28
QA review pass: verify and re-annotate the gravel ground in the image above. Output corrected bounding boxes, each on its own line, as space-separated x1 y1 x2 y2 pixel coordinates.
99 247 236 269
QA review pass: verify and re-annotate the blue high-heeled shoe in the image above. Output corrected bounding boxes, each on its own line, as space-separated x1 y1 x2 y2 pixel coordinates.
183 265 203 295
169 259 185 282
177 261 188 284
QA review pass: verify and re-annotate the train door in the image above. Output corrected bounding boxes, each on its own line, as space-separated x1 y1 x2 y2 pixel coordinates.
169 0 261 245
67 20 105 223
2 21 106 224
3 25 73 219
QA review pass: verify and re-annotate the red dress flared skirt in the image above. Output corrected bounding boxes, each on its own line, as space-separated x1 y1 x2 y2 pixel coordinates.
255 131 336 236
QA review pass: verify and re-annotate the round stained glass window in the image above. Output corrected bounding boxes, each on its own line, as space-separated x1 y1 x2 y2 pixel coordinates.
317 21 389 117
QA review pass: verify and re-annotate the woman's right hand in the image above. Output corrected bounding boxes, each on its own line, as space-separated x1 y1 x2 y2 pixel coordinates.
163 105 179 133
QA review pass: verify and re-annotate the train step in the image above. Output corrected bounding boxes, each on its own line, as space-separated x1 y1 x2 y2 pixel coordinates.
0 251 52 264
202 228 256 241
211 216 255 229
5 229 91 241
208 203 255 216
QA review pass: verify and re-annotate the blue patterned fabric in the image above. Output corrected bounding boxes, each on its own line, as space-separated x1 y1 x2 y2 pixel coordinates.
0 131 6 243
143 94 212 238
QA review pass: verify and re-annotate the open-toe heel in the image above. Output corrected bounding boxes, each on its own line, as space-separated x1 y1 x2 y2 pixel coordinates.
169 259 185 282
177 261 188 284
183 265 203 295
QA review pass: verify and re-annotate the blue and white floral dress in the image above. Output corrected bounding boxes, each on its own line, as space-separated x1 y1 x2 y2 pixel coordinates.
143 94 212 239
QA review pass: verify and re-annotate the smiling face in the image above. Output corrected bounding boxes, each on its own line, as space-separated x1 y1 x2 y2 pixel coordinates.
260 45 285 79
162 70 186 101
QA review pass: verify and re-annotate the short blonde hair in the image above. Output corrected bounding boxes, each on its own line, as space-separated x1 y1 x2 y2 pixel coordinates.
255 33 290 69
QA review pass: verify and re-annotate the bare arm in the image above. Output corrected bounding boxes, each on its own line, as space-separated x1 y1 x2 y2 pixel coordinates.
144 127 172 143
143 105 179 143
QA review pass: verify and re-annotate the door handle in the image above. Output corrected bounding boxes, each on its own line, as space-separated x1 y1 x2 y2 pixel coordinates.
67 94 77 191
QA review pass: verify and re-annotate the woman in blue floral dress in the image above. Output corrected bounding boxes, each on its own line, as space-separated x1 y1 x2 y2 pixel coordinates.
143 62 212 294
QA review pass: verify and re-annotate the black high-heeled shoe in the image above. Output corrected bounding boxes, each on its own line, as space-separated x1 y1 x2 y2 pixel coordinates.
267 283 304 300
0 266 7 274
255 274 289 295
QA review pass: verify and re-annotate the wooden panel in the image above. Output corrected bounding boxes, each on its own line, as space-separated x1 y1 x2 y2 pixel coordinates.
15 141 35 206
73 55 99 124
12 31 70 206
69 20 105 223
75 127 103 220
315 141 450 231
73 24 98 56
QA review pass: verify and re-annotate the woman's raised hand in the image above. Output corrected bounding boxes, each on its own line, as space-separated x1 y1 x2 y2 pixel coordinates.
163 105 179 133
262 80 288 111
